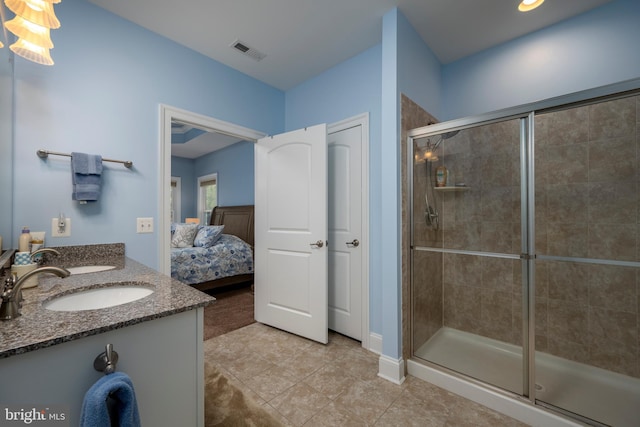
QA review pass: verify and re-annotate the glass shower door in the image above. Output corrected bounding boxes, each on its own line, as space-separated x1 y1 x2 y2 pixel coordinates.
411 117 528 396
533 95 640 426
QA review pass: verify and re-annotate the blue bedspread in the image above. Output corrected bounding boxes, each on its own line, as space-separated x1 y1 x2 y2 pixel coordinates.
170 234 253 285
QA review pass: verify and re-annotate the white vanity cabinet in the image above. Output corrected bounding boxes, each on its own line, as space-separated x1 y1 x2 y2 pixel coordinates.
0 308 205 426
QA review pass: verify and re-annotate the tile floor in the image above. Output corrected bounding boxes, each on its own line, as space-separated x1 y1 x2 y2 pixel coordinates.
203 323 529 426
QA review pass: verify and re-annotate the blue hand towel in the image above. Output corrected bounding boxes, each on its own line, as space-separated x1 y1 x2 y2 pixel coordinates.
71 152 103 202
80 372 141 427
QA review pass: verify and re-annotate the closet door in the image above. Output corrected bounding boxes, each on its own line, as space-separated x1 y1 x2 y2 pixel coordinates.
254 124 328 344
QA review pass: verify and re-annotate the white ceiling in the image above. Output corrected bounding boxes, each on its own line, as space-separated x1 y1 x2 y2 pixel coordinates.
171 122 244 159
88 0 613 158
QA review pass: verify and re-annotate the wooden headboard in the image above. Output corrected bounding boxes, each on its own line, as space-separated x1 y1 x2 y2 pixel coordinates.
210 205 254 248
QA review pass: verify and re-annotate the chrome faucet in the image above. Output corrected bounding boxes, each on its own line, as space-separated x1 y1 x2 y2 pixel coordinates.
0 266 70 320
30 247 60 265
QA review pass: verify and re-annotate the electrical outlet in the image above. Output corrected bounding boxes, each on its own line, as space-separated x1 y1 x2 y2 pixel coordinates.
136 217 154 233
51 217 71 237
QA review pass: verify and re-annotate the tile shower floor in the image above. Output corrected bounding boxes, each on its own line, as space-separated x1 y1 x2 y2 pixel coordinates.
203 323 528 426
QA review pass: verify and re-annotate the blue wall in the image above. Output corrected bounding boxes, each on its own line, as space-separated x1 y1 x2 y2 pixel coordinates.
379 9 401 359
397 11 442 120
12 0 284 269
285 44 383 336
442 0 640 120
194 140 255 207
171 141 254 223
379 8 444 360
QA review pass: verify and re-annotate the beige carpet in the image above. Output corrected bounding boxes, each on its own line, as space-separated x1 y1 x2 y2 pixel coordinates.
203 284 255 341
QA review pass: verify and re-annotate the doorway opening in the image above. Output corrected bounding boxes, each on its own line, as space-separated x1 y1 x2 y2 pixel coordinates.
159 105 371 350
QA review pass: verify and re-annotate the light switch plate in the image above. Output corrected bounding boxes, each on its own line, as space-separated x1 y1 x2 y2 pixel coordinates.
51 218 71 237
136 217 154 233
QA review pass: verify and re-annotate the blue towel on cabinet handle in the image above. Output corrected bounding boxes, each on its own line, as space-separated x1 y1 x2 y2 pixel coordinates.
80 372 141 427
71 152 103 202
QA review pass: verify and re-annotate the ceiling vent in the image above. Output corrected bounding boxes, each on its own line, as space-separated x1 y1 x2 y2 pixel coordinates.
230 39 266 61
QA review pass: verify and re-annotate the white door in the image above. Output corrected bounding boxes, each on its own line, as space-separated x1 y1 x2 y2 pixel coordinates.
254 124 328 344
328 125 362 340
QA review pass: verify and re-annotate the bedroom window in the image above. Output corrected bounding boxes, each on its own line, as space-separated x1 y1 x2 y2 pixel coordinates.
198 173 218 225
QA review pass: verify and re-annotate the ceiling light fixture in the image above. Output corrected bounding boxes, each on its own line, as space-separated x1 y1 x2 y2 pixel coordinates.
2 0 61 65
518 0 545 12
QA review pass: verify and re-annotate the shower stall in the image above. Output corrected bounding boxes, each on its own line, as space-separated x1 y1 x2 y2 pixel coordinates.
407 84 640 427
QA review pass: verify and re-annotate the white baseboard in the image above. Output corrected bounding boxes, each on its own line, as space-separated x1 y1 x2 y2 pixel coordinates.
368 332 382 355
378 355 405 385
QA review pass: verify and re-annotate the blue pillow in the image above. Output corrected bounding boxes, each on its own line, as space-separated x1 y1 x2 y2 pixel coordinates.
171 223 200 248
194 225 225 248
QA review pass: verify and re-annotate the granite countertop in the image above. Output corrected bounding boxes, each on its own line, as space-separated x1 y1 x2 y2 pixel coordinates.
0 244 214 359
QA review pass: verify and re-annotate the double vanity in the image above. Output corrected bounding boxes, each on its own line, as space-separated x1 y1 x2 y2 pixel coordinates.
0 243 214 426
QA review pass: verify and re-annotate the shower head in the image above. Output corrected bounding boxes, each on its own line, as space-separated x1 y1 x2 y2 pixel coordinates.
442 130 459 140
415 129 460 162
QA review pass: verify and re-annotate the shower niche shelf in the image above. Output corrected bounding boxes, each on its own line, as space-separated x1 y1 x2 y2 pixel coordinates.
434 186 470 192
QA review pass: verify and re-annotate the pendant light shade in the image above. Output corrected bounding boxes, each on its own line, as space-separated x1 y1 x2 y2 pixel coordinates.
5 15 53 48
2 0 62 65
9 37 53 65
4 0 61 29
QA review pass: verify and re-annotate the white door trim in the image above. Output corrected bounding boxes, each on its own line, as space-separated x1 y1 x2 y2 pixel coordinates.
328 112 370 351
159 104 265 275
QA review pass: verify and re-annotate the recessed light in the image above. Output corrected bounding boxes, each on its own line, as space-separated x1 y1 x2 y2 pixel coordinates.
518 0 545 12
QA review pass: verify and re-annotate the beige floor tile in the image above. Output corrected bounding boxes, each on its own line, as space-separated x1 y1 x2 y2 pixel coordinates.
273 349 329 381
224 352 277 382
206 323 531 427
332 349 380 382
243 365 299 401
305 401 368 426
376 390 448 426
304 363 360 400
269 383 332 426
261 403 295 426
334 378 404 424
216 366 267 405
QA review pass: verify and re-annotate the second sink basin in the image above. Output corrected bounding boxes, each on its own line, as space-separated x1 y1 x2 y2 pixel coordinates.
66 265 116 275
44 283 154 311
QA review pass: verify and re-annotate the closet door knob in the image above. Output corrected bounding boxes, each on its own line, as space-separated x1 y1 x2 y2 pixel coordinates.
310 240 324 248
346 239 360 247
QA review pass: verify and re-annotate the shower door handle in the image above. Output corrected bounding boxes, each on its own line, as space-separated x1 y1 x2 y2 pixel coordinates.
346 239 360 247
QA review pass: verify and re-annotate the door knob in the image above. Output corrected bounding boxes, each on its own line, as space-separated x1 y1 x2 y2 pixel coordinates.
310 240 324 248
346 239 360 247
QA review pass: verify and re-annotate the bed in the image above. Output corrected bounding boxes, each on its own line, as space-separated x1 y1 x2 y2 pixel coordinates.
170 205 254 292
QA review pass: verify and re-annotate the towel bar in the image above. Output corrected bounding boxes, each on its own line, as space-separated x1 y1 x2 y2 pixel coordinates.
37 149 133 168
94 343 119 374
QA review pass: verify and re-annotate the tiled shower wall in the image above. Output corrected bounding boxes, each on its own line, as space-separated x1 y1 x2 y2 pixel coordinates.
410 94 640 379
534 95 639 378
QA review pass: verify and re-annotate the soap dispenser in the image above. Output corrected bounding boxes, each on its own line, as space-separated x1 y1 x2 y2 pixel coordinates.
18 227 32 252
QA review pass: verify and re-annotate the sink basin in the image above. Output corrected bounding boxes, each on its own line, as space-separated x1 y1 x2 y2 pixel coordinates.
66 265 116 275
44 283 154 311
